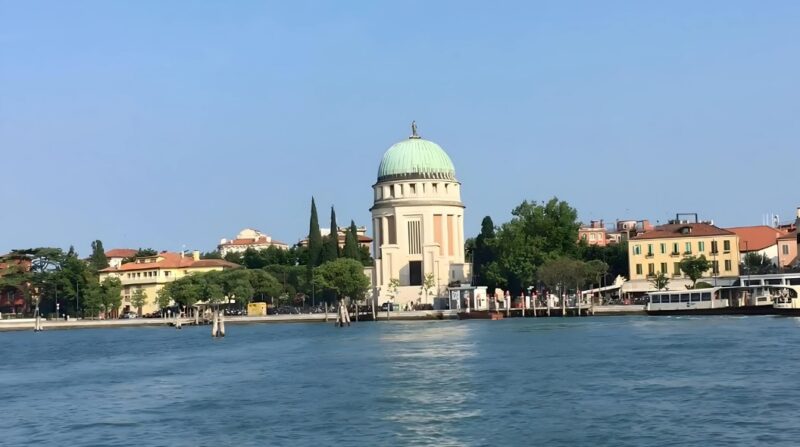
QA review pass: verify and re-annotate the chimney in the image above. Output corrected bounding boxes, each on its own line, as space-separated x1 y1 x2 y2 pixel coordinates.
192 250 200 261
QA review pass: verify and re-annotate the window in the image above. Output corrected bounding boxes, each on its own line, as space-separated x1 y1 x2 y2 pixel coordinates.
164 271 171 277
410 183 416 194
648 263 655 276
581 234 587 241
698 241 705 252
432 183 438 193
661 262 668 273
590 233 596 241
680 294 690 302
636 264 643 275
660 243 666 254
783 244 790 255
672 243 680 255
724 260 732 271
647 244 653 256
711 240 719 253
387 216 397 244
633 245 641 255
712 261 720 274
407 220 422 254
389 185 395 198
409 261 423 286
723 240 731 252
701 293 711 301
674 262 682 276
685 242 692 254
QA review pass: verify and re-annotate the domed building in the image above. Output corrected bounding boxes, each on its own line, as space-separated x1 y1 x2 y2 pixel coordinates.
371 123 471 307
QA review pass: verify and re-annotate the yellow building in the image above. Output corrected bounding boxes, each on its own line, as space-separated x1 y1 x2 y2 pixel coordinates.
627 223 740 290
98 250 241 315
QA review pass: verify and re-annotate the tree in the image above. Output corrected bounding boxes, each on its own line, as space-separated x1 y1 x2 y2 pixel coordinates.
89 240 109 272
649 272 670 291
308 197 323 268
96 277 122 318
248 269 282 302
537 257 586 298
223 251 244 265
578 241 629 282
420 272 436 304
388 278 400 299
320 206 339 264
201 250 222 259
315 258 370 303
481 198 581 294
219 269 255 305
155 287 172 311
472 216 497 290
343 220 360 260
679 255 711 289
742 252 777 275
130 289 147 315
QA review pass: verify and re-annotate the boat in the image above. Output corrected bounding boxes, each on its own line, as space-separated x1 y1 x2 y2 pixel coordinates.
771 285 800 316
645 285 780 316
457 310 505 320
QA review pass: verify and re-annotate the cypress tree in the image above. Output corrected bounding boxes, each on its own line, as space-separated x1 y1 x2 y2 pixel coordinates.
89 240 109 271
343 220 360 260
321 206 339 263
308 197 323 267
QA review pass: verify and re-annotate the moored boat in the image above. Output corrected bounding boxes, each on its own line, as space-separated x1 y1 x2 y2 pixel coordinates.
457 310 505 320
645 285 779 316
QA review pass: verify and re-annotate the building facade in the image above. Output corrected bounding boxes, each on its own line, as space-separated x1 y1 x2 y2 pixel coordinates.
727 226 784 266
98 251 240 315
627 222 740 292
578 220 608 246
105 248 138 269
218 228 288 256
371 124 471 307
298 226 373 250
777 231 798 268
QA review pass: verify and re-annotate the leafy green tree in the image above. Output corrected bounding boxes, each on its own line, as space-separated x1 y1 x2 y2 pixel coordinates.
201 250 222 259
387 278 400 299
472 216 497 289
343 220 360 260
537 257 586 296
130 289 147 315
308 197 323 268
164 275 202 308
248 269 282 301
223 251 244 265
679 255 711 289
742 252 777 275
96 277 122 317
420 272 436 304
155 287 172 311
584 259 609 290
578 241 629 281
315 258 370 303
649 272 670 291
89 240 109 272
197 271 225 305
321 206 340 264
481 198 581 294
219 269 255 305
358 245 374 266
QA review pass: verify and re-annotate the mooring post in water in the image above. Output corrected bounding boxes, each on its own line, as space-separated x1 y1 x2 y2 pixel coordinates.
211 308 219 337
546 294 551 317
561 292 566 317
324 302 329 322
219 310 225 337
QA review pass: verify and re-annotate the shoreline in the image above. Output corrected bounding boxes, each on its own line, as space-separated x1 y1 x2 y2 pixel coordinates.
0 305 646 332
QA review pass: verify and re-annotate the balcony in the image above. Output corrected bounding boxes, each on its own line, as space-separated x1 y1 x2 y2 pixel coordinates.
645 253 654 259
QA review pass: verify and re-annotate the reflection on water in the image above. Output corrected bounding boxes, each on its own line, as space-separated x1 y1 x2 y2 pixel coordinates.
3 317 800 446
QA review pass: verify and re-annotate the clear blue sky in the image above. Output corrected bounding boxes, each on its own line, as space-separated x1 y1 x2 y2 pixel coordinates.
2 1 799 256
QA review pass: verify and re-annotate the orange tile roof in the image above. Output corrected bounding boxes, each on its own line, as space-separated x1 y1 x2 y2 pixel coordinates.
99 252 240 272
727 226 784 251
778 230 797 241
632 223 734 240
105 248 138 258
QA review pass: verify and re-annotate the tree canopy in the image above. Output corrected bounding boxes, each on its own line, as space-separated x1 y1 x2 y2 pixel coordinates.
679 255 711 288
314 258 370 303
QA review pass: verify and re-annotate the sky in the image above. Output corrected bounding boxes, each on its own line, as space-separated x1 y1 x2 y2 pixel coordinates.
2 1 799 256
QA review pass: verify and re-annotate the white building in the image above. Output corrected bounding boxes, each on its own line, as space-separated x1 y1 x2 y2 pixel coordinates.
218 228 288 256
371 123 471 307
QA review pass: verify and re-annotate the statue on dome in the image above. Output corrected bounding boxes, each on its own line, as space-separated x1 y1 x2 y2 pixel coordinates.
411 121 419 138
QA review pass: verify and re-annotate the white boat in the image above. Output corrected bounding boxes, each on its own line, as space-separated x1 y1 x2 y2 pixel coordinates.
645 285 782 316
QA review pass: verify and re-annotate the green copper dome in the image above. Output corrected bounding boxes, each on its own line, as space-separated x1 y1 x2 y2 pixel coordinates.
377 128 456 182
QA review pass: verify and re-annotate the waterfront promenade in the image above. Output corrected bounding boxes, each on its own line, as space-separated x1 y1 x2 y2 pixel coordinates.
0 305 645 332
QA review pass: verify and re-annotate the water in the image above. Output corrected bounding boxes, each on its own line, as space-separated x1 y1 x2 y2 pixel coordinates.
3 316 800 446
